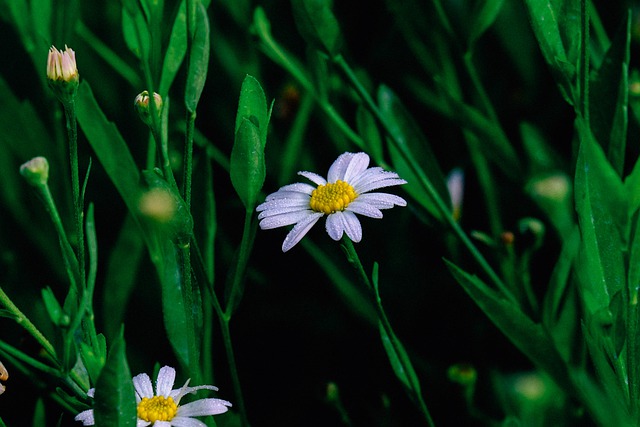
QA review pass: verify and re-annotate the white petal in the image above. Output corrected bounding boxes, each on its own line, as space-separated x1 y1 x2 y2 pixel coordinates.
348 167 384 187
354 176 407 194
326 211 362 242
325 212 345 241
133 373 154 399
258 205 311 221
355 193 407 209
282 212 323 252
257 197 310 216
74 409 95 426
171 383 218 403
177 398 232 417
346 201 383 218
137 420 151 427
262 190 312 202
341 211 362 242
156 366 177 397
265 183 315 199
327 152 355 182
170 417 207 427
298 171 327 186
152 422 171 427
87 388 95 398
259 209 314 230
343 152 370 182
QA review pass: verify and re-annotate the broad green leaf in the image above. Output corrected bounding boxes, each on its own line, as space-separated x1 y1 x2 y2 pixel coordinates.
290 0 342 57
94 330 136 426
231 118 265 210
184 2 210 112
79 334 107 386
378 85 449 222
234 75 270 149
468 0 506 49
574 122 626 315
445 260 570 388
589 12 630 176
159 0 188 96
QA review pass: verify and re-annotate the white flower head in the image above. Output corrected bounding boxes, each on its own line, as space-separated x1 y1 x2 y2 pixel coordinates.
257 152 407 252
74 366 232 426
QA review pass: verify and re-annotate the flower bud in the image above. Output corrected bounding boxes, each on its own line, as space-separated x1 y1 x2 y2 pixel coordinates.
0 360 7 396
47 45 79 103
134 91 163 126
446 168 464 221
139 187 177 224
20 157 49 187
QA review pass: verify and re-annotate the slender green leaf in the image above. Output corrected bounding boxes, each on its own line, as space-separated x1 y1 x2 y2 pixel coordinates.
574 121 626 315
31 398 45 427
159 0 188 96
94 330 136 426
30 0 52 44
378 85 449 221
521 0 574 104
185 2 210 112
445 260 570 388
290 0 342 57
589 12 630 176
75 82 145 238
121 3 149 60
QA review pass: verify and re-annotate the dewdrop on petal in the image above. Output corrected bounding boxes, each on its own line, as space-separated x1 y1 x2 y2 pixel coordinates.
20 157 50 187
135 90 163 126
47 45 79 103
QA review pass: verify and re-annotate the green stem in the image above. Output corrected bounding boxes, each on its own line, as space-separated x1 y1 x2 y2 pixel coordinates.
340 238 435 427
579 0 590 125
63 100 85 289
0 288 57 360
225 210 256 316
183 110 196 208
334 55 513 303
208 287 249 427
202 158 216 384
37 183 82 294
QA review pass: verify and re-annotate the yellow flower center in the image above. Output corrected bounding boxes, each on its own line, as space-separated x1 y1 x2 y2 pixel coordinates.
309 180 357 214
137 396 178 422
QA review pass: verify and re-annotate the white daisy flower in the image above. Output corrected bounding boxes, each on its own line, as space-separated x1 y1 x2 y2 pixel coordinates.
257 152 407 252
75 366 232 426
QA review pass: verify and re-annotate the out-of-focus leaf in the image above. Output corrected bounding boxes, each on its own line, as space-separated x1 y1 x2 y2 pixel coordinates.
94 330 136 426
30 0 52 44
31 398 45 427
356 105 383 165
79 333 107 386
574 121 626 315
445 260 570 388
589 12 630 176
291 0 342 57
468 0 505 49
378 85 449 222
102 215 144 341
185 2 210 112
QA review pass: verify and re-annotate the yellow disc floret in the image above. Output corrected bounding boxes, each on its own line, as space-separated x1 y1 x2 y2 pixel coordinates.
309 180 357 214
137 396 178 422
